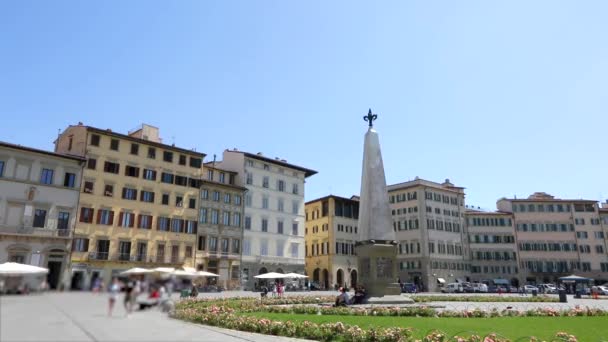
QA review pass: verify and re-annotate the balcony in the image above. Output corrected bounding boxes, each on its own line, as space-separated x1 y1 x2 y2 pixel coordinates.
87 252 184 265
256 255 305 266
0 225 72 238
199 250 240 260
89 252 109 261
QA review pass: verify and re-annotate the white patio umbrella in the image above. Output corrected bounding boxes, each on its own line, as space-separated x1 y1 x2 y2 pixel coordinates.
284 273 308 279
172 269 198 278
152 267 175 273
119 267 152 276
0 262 48 276
196 270 219 277
254 272 287 279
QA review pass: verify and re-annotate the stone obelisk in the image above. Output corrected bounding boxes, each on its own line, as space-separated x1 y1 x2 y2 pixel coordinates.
355 109 402 301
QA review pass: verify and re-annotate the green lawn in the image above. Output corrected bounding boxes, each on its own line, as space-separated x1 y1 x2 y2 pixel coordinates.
244 312 608 341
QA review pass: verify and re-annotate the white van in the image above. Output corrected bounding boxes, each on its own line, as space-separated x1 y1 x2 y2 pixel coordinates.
472 283 488 293
441 283 463 293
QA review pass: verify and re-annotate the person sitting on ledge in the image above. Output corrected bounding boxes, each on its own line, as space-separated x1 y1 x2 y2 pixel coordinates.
352 285 367 304
334 287 350 307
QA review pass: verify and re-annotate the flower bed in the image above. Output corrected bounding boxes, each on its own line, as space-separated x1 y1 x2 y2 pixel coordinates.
170 297 588 341
411 296 558 303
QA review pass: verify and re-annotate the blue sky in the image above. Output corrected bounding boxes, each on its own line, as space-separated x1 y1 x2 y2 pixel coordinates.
1 1 606 209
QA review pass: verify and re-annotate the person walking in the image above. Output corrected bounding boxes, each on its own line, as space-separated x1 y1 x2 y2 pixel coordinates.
108 278 120 317
124 279 134 316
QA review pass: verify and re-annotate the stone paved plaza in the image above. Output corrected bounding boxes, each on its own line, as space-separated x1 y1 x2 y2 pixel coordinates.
3 291 608 342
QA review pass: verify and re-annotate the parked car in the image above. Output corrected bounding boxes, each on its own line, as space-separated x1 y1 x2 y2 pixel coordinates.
472 283 488 293
462 283 475 293
538 284 557 294
441 283 464 293
401 283 417 293
524 285 539 293
597 286 608 295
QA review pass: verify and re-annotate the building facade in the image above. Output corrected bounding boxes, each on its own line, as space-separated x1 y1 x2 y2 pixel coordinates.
305 195 359 290
497 192 608 284
0 142 84 290
388 178 468 292
465 210 519 287
218 149 316 290
196 163 246 290
55 123 204 289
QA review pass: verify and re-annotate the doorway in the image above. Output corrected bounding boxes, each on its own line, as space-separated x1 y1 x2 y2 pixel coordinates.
47 261 62 289
71 271 84 290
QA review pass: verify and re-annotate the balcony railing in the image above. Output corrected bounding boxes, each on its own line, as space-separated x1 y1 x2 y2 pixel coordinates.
89 252 109 261
256 255 305 265
86 252 184 264
0 225 72 238
199 251 240 259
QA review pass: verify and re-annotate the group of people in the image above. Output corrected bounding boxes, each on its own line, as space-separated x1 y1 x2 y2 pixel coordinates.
107 277 172 317
334 285 367 306
260 281 285 298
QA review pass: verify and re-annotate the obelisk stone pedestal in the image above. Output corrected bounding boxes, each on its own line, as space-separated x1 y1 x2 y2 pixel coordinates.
355 242 401 297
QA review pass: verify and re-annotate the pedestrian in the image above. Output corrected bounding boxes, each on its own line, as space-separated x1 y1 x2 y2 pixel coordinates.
108 278 120 317
272 282 277 297
124 279 134 316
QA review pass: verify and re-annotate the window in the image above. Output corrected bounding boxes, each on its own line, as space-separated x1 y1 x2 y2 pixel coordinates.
147 147 156 159
277 220 284 234
119 212 135 228
175 175 187 186
189 157 202 168
162 193 169 205
80 207 94 223
263 176 269 188
261 218 268 232
232 239 240 254
224 193 231 204
245 194 252 207
186 221 197 234
90 134 100 146
161 172 174 184
101 184 112 197
142 169 156 181
245 216 251 230
201 189 209 200
63 173 76 188
211 209 219 224
33 209 46 228
246 172 253 185
277 180 285 192
189 198 196 209
40 168 54 184
276 240 284 257
213 191 220 201
291 223 298 235
292 201 299 214
219 173 225 183
179 155 186 165
262 196 269 209
97 209 114 225
232 213 241 227
247 160 254 167
140 190 155 203
290 243 298 258
223 211 230 225
109 139 119 151
103 161 119 174
198 236 206 250
263 164 269 170
185 245 193 257
138 215 153 229
157 217 170 231
125 165 139 177
209 237 218 252
72 238 89 252
199 208 208 223
260 240 268 255
84 181 94 194
278 199 284 212
207 169 214 180
176 196 183 207
57 212 70 230
596 245 604 254
221 238 229 253
171 218 184 233
234 195 241 205
130 143 139 155
292 183 298 195
122 187 137 200
163 151 173 162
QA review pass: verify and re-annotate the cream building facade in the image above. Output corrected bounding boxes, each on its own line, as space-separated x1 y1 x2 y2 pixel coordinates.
305 195 359 290
465 210 519 287
497 192 608 284
218 149 316 290
55 123 204 288
388 178 468 292
0 142 84 290
196 163 246 290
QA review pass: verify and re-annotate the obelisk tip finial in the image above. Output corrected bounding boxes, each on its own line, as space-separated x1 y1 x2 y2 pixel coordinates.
363 109 378 128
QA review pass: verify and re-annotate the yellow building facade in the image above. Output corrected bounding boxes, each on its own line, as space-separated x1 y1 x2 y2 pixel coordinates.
55 123 204 288
305 195 359 290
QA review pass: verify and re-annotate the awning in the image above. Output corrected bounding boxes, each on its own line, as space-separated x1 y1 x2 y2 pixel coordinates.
494 279 510 285
437 278 446 284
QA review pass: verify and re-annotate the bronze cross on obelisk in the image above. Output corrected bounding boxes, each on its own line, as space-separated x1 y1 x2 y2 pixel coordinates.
363 108 378 127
